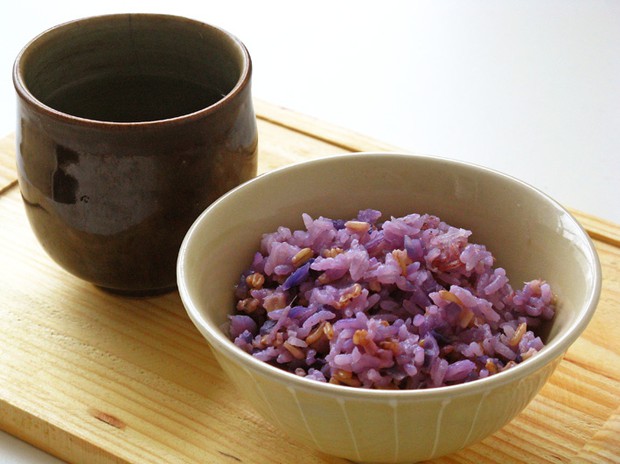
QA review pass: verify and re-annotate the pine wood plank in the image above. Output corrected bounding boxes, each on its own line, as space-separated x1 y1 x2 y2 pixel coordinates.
254 99 402 154
0 134 16 194
0 101 619 464
568 208 620 248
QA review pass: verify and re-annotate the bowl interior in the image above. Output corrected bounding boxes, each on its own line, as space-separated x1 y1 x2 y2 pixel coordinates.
179 152 600 377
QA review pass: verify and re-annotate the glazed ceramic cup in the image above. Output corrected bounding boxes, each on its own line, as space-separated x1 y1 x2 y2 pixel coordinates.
13 14 258 295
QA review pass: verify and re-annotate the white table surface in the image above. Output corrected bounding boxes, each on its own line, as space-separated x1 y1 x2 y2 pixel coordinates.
1 1 619 463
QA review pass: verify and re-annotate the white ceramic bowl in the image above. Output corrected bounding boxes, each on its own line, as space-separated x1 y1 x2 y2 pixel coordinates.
177 152 601 463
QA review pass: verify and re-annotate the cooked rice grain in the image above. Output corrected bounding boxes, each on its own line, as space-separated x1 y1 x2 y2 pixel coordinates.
229 210 555 389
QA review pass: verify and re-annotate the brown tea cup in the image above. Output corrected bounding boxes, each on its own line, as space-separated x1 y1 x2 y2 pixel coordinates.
13 14 258 295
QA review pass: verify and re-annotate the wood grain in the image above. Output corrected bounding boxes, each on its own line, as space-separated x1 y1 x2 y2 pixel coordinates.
0 134 17 194
0 100 618 464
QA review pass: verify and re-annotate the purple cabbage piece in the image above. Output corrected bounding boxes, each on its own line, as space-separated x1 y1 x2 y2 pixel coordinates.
282 259 315 290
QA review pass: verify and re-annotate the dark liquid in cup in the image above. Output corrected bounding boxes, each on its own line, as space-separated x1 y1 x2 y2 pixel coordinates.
45 74 226 122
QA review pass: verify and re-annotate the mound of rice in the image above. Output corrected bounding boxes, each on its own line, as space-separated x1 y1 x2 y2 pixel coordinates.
229 210 555 389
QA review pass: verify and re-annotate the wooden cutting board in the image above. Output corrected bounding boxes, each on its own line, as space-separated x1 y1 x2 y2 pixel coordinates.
1 100 619 464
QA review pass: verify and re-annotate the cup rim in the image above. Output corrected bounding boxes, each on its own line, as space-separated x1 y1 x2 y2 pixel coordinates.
12 13 252 128
177 152 603 401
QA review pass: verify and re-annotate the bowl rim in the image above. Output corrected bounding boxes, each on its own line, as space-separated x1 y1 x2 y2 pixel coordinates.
177 151 602 400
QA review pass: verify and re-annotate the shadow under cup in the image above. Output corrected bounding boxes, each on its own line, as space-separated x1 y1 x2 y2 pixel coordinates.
13 14 258 295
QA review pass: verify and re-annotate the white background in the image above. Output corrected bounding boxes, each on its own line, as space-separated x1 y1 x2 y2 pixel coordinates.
1 1 619 463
